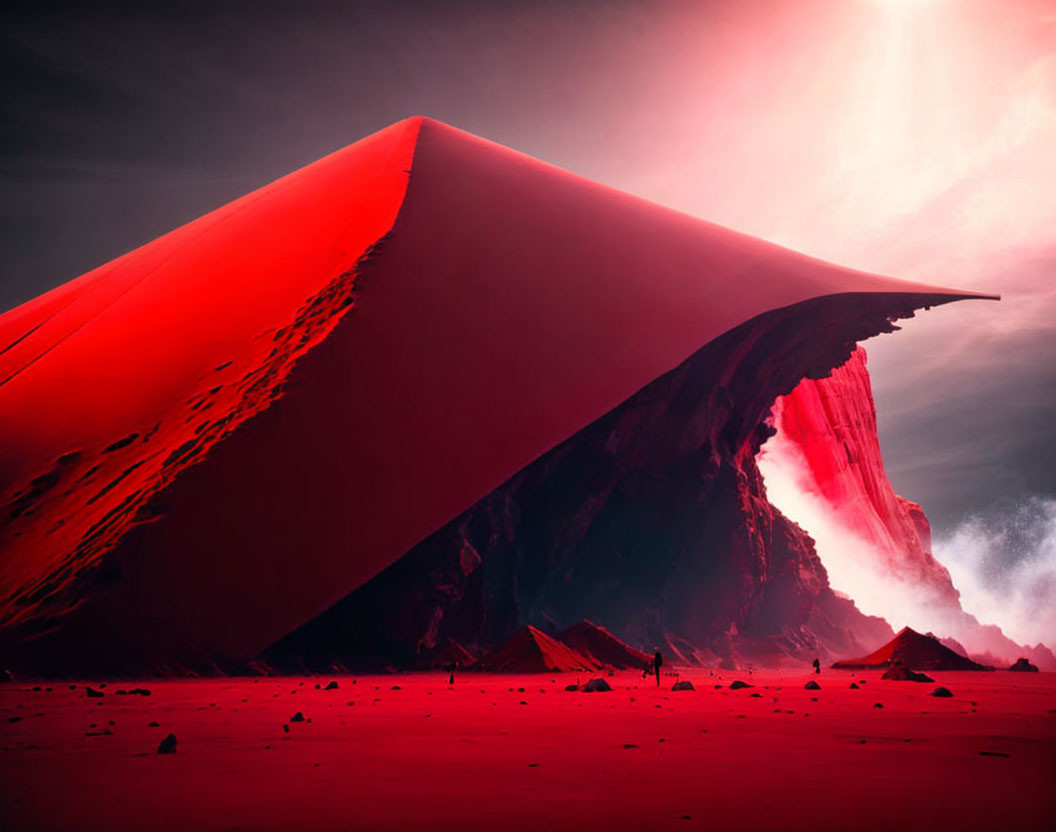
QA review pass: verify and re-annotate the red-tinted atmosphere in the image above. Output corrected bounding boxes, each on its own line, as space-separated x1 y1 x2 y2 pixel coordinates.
1 4 1053 829
3 0 1053 646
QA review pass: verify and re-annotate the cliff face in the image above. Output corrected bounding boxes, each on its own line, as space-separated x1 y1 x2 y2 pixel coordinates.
267 301 903 673
766 349 960 601
764 349 1055 669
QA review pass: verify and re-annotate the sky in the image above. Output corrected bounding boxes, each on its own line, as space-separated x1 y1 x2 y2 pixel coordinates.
2 0 1054 637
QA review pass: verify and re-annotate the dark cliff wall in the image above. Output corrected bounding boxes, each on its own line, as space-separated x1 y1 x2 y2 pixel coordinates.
266 296 908 672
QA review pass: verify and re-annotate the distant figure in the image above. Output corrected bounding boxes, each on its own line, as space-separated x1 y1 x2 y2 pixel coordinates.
445 660 459 685
812 657 821 675
652 649 663 687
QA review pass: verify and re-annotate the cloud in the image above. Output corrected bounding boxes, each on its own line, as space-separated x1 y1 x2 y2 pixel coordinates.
934 496 1056 647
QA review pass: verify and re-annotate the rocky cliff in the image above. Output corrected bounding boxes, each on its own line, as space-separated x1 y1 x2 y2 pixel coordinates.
266 301 909 672
764 348 1055 669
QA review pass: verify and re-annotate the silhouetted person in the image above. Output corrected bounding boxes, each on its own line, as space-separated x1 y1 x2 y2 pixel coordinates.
652 649 663 687
445 660 459 685
812 657 821 675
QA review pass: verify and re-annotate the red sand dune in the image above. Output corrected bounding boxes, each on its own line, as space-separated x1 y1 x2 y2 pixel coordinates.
556 621 652 670
479 625 595 673
0 116 993 674
834 626 987 671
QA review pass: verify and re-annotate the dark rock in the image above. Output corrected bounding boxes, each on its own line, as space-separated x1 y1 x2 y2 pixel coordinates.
85 687 104 698
671 680 695 691
324 681 339 690
729 680 753 690
930 687 954 698
1009 658 1039 673
128 688 151 696
881 663 934 683
148 722 160 727
804 680 821 690
290 711 305 722
157 733 177 754
564 684 579 691
849 683 859 689
581 678 612 693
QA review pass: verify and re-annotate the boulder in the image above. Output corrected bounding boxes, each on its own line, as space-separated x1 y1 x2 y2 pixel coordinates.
157 733 178 754
881 663 934 683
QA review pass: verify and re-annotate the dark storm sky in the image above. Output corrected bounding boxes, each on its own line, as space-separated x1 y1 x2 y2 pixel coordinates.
2 0 1054 545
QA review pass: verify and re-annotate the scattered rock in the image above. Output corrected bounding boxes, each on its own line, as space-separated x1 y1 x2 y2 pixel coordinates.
873 703 884 708
671 681 695 691
290 712 305 722
804 681 821 690
979 751 1011 758
582 678 612 693
930 687 954 698
324 681 339 690
564 684 579 692
148 722 160 727
729 680 752 690
849 683 859 689
157 733 178 754
623 743 638 749
85 687 104 698
128 688 151 696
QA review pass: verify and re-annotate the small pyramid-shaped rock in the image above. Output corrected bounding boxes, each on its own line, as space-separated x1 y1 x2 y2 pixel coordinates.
833 627 985 671
479 625 596 673
555 621 651 670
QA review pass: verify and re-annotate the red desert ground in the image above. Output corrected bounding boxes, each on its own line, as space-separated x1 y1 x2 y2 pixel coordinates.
1 118 1052 831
